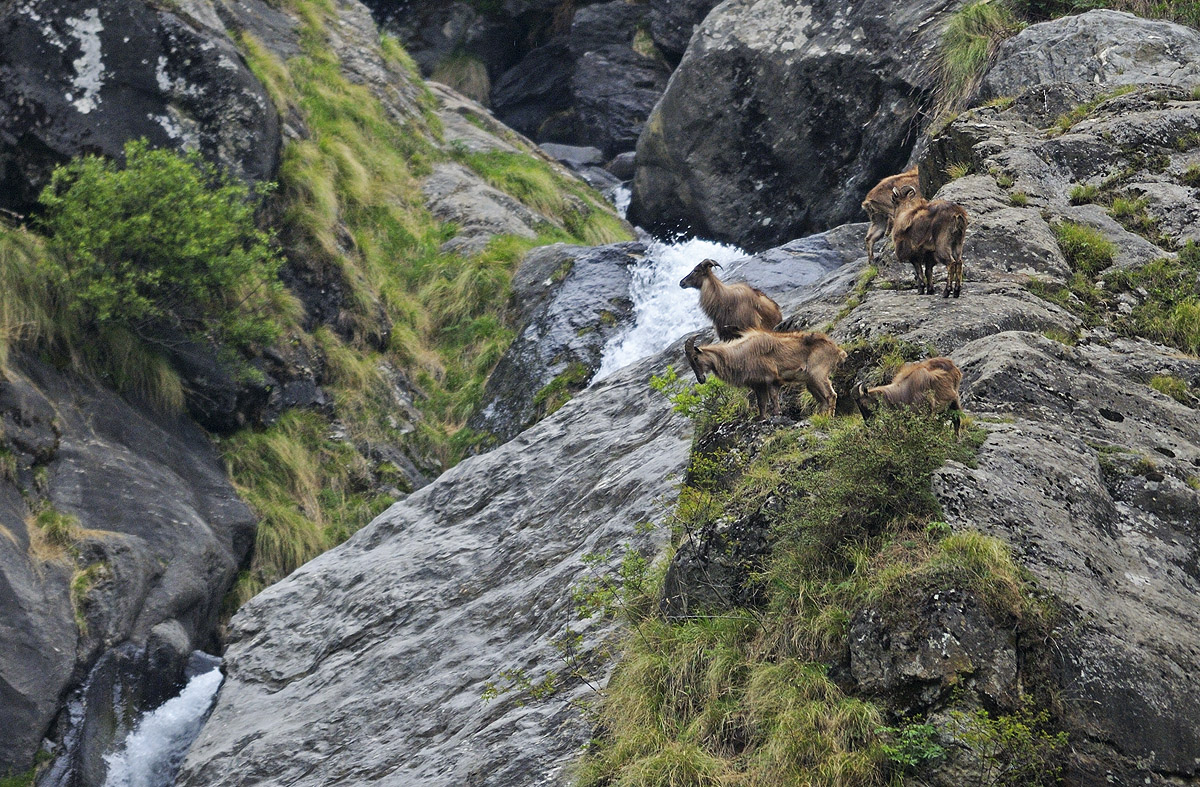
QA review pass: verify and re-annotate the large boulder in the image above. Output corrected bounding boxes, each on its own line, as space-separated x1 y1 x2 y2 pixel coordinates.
629 0 966 251
0 358 255 777
0 0 279 212
981 10 1200 100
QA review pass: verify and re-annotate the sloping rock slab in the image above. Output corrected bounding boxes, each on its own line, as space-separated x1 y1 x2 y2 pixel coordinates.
179 352 692 787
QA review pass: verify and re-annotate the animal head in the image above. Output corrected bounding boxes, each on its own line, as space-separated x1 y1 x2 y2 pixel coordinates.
891 184 920 205
680 259 721 290
853 381 880 421
684 334 709 382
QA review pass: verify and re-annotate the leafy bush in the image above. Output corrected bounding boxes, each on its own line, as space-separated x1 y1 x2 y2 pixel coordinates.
948 702 1068 786
38 139 285 352
650 366 751 434
1052 221 1116 276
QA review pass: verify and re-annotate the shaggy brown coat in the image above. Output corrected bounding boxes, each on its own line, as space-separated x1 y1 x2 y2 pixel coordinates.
853 357 964 434
861 166 919 266
684 328 847 417
680 259 783 341
891 185 969 298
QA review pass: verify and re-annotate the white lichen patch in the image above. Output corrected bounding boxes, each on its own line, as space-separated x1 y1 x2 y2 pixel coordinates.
66 8 104 114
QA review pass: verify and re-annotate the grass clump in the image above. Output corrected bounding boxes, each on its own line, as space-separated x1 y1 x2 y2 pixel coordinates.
573 401 1058 786
1149 374 1195 404
1105 241 1200 355
936 1 1025 113
1068 182 1100 204
532 362 591 418
1052 220 1116 276
1051 85 1137 134
220 410 393 606
1009 191 1030 206
431 52 490 105
1181 163 1200 187
945 161 974 180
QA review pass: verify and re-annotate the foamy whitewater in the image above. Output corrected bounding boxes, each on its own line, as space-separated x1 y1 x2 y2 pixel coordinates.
102 660 223 787
595 186 747 378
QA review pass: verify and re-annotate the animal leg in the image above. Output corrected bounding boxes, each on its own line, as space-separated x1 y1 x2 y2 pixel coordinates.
954 257 964 298
948 397 963 437
865 220 887 266
807 377 837 416
924 258 936 296
753 386 771 419
770 385 782 417
911 259 925 294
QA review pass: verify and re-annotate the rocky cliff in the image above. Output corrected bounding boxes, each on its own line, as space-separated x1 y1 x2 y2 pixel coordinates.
180 9 1200 785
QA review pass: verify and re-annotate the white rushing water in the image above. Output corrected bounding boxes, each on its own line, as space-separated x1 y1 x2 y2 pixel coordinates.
102 659 223 787
595 187 747 379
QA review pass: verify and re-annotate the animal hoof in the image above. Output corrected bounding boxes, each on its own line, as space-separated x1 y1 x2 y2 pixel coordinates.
953 288 961 298
943 289 950 298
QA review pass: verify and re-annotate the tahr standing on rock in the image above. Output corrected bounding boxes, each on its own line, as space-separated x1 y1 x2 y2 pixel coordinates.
891 185 968 297
680 258 782 340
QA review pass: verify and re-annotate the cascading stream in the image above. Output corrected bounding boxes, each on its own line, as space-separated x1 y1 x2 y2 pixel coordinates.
100 654 223 787
595 187 747 379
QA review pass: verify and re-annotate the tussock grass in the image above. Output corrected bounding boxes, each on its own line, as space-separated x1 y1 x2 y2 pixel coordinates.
1053 220 1117 276
935 1 1025 115
221 410 391 606
431 53 491 105
1106 242 1200 355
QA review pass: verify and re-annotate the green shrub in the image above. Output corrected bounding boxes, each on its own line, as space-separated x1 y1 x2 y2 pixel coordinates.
38 139 285 352
1052 221 1116 276
650 366 751 434
948 702 1068 786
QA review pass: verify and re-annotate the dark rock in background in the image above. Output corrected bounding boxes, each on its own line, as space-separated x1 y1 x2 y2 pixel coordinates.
648 0 722 61
0 0 279 213
630 0 966 251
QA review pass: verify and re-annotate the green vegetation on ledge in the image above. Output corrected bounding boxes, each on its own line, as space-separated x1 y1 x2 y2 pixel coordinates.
568 379 1062 786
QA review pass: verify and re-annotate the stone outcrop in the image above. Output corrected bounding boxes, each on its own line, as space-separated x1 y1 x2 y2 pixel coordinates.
0 0 280 212
179 351 692 786
467 241 642 444
629 0 967 250
981 10 1200 100
0 358 255 777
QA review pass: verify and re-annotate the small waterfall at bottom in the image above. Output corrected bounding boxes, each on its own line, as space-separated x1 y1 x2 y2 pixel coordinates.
100 653 222 787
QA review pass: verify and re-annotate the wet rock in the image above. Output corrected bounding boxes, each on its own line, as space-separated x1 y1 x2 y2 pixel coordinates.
0 357 255 775
468 242 643 444
607 151 637 180
630 0 967 250
492 39 576 140
0 0 279 212
539 143 606 168
572 44 671 156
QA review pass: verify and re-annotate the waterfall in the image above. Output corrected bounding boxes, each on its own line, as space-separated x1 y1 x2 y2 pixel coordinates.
100 654 222 787
595 186 747 379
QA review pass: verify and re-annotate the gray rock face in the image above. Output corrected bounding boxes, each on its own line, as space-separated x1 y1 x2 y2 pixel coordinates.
572 44 671 156
179 352 692 787
0 0 279 212
982 10 1200 100
629 0 966 250
0 358 255 776
468 242 643 444
648 0 722 60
